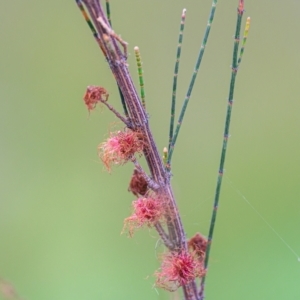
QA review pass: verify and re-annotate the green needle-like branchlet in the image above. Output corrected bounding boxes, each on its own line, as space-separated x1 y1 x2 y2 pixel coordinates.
105 0 111 25
162 147 168 167
167 0 218 170
134 47 146 109
199 2 247 299
168 9 187 152
238 17 251 66
117 81 130 120
75 0 103 48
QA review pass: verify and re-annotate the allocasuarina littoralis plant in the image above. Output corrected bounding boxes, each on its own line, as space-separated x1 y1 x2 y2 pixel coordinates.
74 1 250 299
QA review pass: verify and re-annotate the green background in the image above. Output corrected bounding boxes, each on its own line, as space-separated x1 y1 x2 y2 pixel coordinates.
1 0 299 299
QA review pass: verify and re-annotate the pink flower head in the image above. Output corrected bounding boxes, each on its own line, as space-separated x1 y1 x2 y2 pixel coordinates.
155 251 205 291
123 197 165 236
98 130 145 171
83 85 108 112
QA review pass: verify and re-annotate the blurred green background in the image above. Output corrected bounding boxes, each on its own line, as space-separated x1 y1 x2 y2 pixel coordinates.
1 0 299 299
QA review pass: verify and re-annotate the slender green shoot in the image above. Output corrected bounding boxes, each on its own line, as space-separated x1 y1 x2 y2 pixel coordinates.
199 2 246 299
237 17 251 66
75 0 106 54
75 0 129 119
168 9 187 152
105 0 112 25
166 0 218 170
134 47 146 109
162 147 168 167
118 84 130 120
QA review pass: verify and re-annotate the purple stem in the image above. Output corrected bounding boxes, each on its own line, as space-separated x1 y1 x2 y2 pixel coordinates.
79 1 199 299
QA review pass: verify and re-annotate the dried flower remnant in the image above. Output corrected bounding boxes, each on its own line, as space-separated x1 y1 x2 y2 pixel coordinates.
155 251 205 292
83 85 108 112
188 232 207 260
123 197 165 236
128 169 148 196
98 129 145 171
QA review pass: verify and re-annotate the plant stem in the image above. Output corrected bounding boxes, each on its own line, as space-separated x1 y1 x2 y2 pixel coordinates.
237 16 251 67
103 1 130 119
167 0 218 170
199 2 245 299
130 157 160 191
154 222 174 249
100 99 130 126
168 9 186 152
105 0 111 25
105 1 130 119
76 0 130 119
75 0 107 56
76 2 197 299
134 46 146 109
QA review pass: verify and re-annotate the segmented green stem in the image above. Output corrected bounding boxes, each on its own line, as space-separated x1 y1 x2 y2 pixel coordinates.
134 47 146 109
75 0 129 119
199 3 245 299
237 17 250 66
118 83 130 120
168 9 187 152
75 0 106 55
167 0 218 170
105 0 111 25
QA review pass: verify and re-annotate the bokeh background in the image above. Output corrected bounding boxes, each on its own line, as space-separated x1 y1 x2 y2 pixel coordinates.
1 0 299 299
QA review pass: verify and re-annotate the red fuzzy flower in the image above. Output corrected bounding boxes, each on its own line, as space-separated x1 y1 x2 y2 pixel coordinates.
123 197 165 236
98 130 145 171
83 85 108 112
155 251 205 291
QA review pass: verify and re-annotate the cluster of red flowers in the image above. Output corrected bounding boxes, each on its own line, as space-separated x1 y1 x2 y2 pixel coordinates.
85 89 208 293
